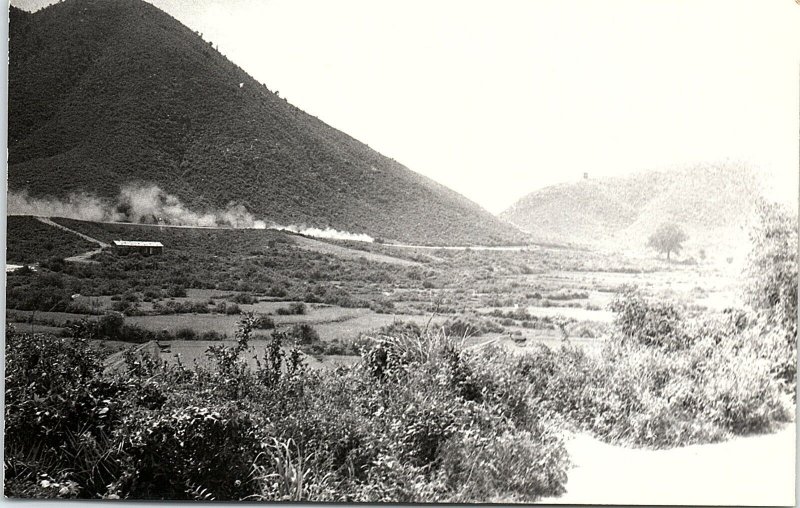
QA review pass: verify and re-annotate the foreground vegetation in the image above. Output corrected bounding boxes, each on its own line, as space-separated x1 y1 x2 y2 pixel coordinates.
4 319 570 501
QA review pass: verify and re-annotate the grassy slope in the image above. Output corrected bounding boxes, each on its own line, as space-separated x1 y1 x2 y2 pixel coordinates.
6 216 97 263
501 164 762 250
8 0 524 246
52 218 293 257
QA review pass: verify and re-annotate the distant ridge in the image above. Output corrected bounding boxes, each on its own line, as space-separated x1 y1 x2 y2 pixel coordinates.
501 164 764 253
8 0 525 246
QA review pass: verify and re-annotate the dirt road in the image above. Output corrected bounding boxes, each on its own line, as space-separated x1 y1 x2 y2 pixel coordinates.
36 216 110 263
36 216 110 248
539 423 796 506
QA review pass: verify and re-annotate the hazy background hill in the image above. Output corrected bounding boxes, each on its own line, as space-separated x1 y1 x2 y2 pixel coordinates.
501 164 765 259
7 0 525 246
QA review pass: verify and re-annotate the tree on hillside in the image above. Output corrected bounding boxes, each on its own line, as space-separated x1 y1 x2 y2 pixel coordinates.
647 223 688 261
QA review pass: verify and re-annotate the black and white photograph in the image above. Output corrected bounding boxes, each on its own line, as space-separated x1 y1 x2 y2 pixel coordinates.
2 0 798 504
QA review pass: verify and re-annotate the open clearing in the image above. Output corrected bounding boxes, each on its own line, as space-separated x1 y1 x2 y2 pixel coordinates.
540 423 796 506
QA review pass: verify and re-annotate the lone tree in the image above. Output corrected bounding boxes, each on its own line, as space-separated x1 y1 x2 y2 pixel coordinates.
647 222 687 261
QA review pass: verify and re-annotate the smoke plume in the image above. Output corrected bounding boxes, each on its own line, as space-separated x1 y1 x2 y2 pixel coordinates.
272 225 374 243
8 189 116 222
7 184 373 242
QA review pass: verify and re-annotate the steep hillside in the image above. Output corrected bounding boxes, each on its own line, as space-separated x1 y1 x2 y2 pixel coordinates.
7 0 524 246
501 164 764 254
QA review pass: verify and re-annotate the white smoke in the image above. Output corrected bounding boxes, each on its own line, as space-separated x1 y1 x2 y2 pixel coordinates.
7 184 373 242
7 189 118 222
272 225 374 243
114 184 269 228
8 184 268 229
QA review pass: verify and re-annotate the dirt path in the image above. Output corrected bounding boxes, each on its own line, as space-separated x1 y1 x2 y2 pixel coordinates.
63 248 106 263
539 423 796 506
36 217 111 248
36 216 110 263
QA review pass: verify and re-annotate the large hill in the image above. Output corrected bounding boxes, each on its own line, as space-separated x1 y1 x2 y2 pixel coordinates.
7 0 524 246
501 164 765 256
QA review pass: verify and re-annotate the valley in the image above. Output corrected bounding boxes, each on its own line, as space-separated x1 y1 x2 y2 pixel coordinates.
6 214 741 368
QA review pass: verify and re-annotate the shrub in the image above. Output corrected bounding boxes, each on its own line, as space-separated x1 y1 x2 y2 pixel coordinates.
276 302 306 315
4 331 131 498
290 323 319 345
744 200 798 341
374 320 422 338
437 429 567 502
200 330 226 341
546 289 589 301
441 315 503 338
174 328 197 341
143 288 163 300
166 285 187 298
530 293 794 447
254 315 275 329
609 287 687 351
112 405 264 500
230 292 257 304
98 312 125 338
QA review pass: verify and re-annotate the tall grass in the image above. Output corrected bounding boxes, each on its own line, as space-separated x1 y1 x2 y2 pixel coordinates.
5 321 569 501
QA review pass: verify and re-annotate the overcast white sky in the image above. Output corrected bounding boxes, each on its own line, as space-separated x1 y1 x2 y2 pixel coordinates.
9 0 800 212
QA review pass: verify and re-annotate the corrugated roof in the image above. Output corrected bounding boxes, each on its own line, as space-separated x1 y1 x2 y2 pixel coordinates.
113 240 164 247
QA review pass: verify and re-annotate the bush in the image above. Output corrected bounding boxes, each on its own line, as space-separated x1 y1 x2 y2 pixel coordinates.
200 330 226 341
174 327 197 341
230 292 257 304
112 405 264 500
4 330 131 498
98 312 125 338
744 200 798 341
545 289 589 301
437 429 567 502
374 320 422 338
166 285 187 298
290 323 319 345
440 315 503 338
276 302 306 315
212 301 241 314
609 287 687 351
253 315 275 329
516 292 794 448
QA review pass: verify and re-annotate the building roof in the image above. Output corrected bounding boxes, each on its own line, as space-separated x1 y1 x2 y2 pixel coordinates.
113 240 164 247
